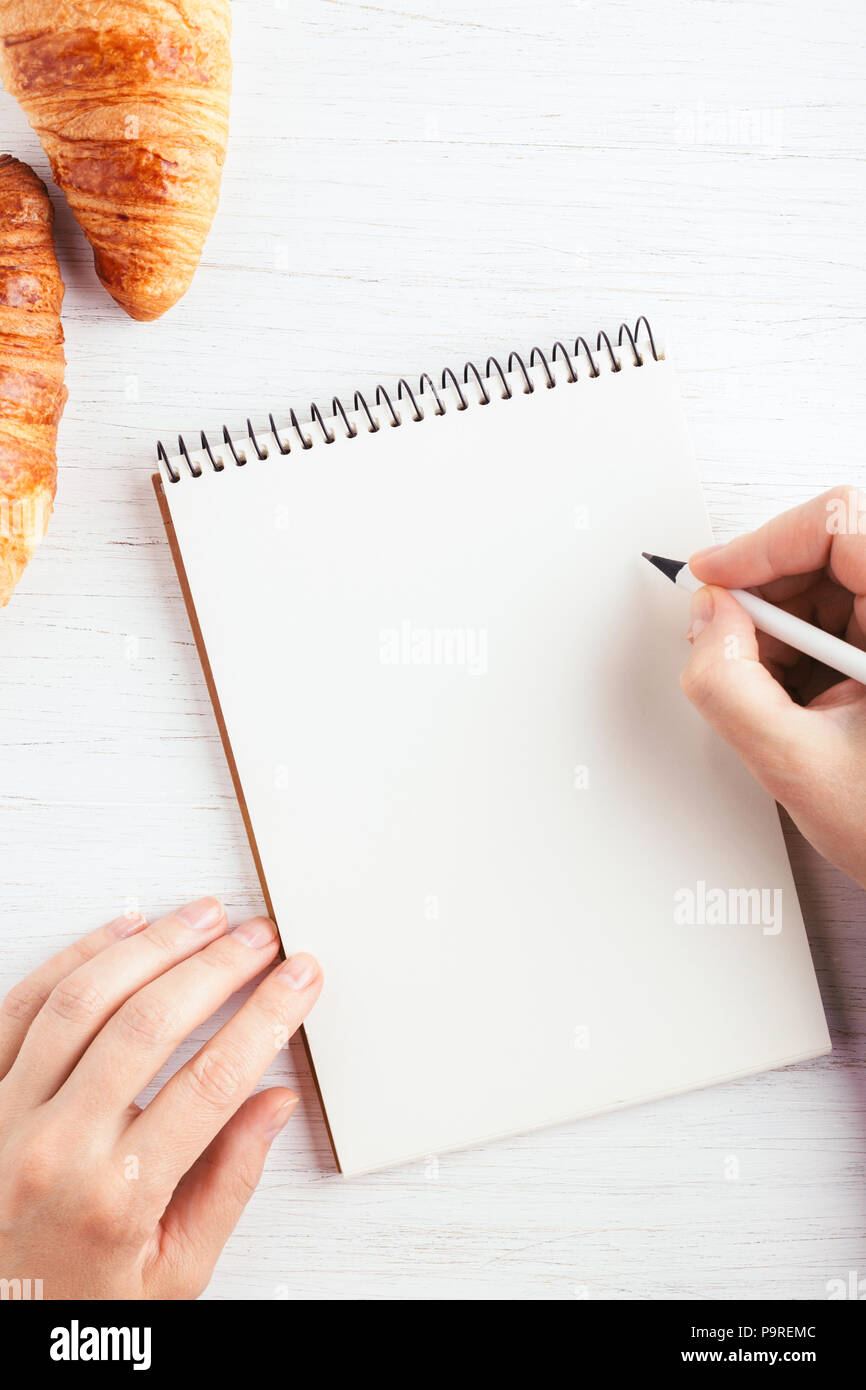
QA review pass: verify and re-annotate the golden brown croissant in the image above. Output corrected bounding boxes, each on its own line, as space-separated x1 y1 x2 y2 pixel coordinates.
0 1 232 321
0 154 66 606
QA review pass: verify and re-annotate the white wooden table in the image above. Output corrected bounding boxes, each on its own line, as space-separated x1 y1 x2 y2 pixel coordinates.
0 0 864 1300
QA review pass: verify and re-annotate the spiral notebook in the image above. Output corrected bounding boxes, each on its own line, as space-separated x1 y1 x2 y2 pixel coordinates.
154 321 829 1175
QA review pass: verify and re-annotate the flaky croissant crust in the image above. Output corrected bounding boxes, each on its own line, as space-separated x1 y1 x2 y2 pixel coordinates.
0 153 66 605
0 1 232 321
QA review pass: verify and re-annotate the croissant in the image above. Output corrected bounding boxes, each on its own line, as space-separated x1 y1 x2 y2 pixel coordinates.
0 1 232 322
0 154 66 606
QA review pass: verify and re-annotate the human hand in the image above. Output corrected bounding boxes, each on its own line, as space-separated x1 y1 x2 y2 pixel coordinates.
0 897 321 1299
680 485 866 890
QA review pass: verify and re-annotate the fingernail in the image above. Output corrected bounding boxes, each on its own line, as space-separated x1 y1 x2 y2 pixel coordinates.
276 952 319 990
232 916 278 949
176 896 224 931
107 911 147 940
687 586 715 642
690 543 725 564
264 1095 298 1141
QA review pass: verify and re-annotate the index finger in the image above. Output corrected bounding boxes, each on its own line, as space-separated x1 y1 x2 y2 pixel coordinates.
691 486 866 596
124 952 322 1195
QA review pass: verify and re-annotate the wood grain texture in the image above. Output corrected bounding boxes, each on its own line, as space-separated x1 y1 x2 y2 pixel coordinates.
0 0 864 1299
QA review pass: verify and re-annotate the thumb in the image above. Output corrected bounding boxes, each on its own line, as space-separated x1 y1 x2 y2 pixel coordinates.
154 1087 298 1298
679 585 810 798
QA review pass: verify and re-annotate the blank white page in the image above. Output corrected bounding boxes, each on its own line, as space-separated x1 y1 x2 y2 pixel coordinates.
159 342 829 1175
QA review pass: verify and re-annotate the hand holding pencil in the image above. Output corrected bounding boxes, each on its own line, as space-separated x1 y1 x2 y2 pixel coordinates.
668 485 866 890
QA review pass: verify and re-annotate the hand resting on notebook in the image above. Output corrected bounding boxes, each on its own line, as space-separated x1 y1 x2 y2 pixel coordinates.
681 484 866 890
0 898 321 1299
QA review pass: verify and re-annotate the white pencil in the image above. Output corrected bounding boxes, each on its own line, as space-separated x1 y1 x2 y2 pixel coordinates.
642 552 866 687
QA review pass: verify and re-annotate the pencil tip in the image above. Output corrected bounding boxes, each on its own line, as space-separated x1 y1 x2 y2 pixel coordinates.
642 552 686 583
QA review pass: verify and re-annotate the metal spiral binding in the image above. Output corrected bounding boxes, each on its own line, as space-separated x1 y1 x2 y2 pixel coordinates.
157 318 659 484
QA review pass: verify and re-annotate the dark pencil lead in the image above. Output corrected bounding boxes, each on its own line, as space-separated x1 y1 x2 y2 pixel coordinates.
642 552 686 584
